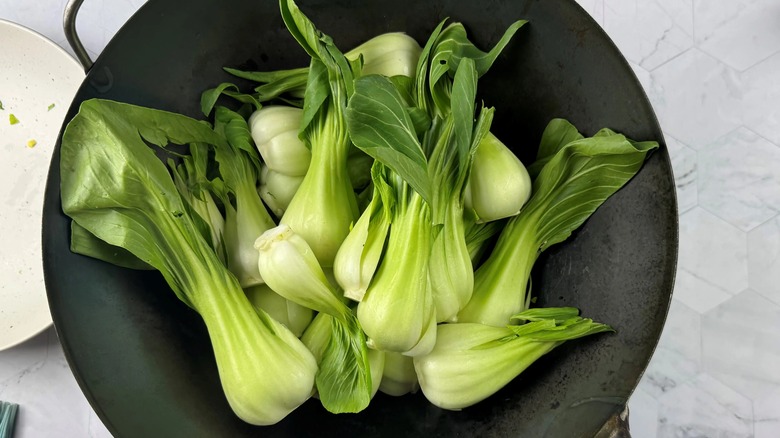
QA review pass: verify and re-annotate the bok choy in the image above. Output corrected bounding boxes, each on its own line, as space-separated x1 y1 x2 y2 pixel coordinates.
60 99 317 425
414 307 613 410
275 0 360 267
213 106 276 288
346 75 438 355
254 225 372 413
458 120 659 326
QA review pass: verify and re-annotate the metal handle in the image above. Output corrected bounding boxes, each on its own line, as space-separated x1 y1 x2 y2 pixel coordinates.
594 405 632 438
63 0 93 72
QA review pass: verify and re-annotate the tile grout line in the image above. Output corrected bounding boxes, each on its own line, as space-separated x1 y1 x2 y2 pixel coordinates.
647 46 693 73
691 0 695 43
741 125 780 151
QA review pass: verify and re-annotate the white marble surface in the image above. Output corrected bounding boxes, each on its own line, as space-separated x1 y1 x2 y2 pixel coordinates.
600 0 780 436
1 0 779 437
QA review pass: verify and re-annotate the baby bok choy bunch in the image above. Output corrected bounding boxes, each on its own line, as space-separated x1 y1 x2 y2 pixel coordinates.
341 67 450 354
254 224 373 413
60 100 317 425
414 307 613 410
340 16 527 331
458 119 659 327
414 17 528 322
211 106 277 288
249 0 361 268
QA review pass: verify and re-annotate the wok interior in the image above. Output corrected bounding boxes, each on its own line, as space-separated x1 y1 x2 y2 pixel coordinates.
43 0 676 436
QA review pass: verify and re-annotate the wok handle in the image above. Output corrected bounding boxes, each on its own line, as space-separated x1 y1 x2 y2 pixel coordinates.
63 0 93 72
594 405 632 438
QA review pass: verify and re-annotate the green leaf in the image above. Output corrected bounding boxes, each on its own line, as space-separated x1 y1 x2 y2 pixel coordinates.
278 0 355 98
511 307 580 323
255 74 308 102
212 106 265 201
414 19 448 114
224 67 310 103
224 66 308 84
347 75 431 204
221 89 262 111
505 307 613 341
200 82 262 116
201 83 236 116
504 309 614 342
61 99 225 306
325 37 357 98
316 313 372 413
370 161 397 219
388 75 415 105
168 154 226 259
406 107 432 137
532 134 658 250
425 20 526 114
450 57 478 171
300 59 330 139
522 318 614 342
278 0 326 61
430 20 527 82
214 106 258 163
69 221 155 270
528 118 584 177
506 319 557 337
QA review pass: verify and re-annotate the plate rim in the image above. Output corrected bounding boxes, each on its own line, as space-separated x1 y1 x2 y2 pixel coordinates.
0 18 83 352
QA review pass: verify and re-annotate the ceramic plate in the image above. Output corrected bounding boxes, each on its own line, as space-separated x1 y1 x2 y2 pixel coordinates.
0 20 83 351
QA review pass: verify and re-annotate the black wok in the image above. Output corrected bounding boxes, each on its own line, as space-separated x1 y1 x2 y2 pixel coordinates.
42 0 678 436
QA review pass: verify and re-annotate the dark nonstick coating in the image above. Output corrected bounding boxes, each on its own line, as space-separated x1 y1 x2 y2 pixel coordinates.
42 0 678 436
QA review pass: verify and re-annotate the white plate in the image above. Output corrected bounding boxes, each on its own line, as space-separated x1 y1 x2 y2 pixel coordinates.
0 20 83 351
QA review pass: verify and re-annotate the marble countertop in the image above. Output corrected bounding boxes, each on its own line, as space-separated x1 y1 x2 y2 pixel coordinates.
1 0 778 437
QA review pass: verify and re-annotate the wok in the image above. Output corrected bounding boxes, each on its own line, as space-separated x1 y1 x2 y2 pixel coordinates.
42 0 678 436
